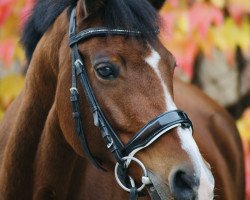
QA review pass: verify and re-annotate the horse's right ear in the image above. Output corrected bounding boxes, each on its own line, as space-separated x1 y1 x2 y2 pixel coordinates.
79 0 105 19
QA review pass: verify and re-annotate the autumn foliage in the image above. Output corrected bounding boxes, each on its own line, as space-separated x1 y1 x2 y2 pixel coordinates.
0 0 250 198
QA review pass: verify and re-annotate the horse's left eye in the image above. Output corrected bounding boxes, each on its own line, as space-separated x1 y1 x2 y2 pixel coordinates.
95 64 119 80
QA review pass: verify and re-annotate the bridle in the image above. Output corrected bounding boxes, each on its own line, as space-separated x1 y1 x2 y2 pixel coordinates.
69 7 193 200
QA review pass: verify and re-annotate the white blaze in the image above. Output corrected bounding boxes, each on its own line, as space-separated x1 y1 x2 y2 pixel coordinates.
145 48 176 111
145 46 214 199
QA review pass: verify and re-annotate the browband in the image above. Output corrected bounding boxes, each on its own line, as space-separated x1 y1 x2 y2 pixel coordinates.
69 8 142 47
70 28 142 47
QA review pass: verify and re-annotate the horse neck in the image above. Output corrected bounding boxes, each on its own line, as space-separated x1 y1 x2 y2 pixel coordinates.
32 103 79 199
0 10 69 200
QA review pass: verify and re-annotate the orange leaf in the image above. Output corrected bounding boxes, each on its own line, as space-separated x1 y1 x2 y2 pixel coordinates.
0 39 15 68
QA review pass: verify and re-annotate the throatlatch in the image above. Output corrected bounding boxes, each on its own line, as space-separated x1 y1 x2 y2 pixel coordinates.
69 7 193 200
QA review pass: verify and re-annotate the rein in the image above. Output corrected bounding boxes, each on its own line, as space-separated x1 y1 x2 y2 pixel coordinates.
69 7 193 199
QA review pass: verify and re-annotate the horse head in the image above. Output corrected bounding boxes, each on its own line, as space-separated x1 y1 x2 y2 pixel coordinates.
49 0 214 199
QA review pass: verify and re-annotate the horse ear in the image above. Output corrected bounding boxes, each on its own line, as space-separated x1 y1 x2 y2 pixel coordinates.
79 0 105 18
148 0 166 10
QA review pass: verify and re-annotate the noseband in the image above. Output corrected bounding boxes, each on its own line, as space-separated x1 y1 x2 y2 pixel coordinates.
69 7 193 199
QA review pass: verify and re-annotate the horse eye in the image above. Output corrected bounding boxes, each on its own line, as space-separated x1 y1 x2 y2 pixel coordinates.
95 63 119 80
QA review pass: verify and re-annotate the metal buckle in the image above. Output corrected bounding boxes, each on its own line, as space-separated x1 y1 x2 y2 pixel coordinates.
114 156 151 193
74 59 83 67
107 137 114 149
70 87 79 94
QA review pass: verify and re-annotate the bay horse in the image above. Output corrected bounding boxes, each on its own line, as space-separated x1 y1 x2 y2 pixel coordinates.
0 0 244 199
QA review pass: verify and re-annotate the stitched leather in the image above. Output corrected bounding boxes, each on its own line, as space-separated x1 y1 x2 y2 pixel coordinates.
124 110 193 155
70 27 142 47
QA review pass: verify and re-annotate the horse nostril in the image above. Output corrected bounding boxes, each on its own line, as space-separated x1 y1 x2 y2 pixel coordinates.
170 170 199 200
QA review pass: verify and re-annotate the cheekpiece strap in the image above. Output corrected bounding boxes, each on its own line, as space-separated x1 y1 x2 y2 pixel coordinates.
69 7 127 169
70 44 106 170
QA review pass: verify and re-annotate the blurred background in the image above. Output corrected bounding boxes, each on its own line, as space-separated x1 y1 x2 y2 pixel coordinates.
0 0 249 198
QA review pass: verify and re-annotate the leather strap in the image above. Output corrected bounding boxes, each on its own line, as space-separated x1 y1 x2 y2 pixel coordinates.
129 187 138 200
70 27 141 47
72 47 125 164
146 169 170 200
70 44 105 170
124 110 193 155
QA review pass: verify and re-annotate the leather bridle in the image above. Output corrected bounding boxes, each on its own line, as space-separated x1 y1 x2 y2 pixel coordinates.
69 7 193 199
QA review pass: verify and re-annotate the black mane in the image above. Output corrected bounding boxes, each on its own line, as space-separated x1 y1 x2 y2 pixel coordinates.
21 0 77 62
21 0 161 62
103 0 159 41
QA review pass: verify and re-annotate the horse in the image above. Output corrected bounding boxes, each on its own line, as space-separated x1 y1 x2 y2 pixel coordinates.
0 0 244 199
